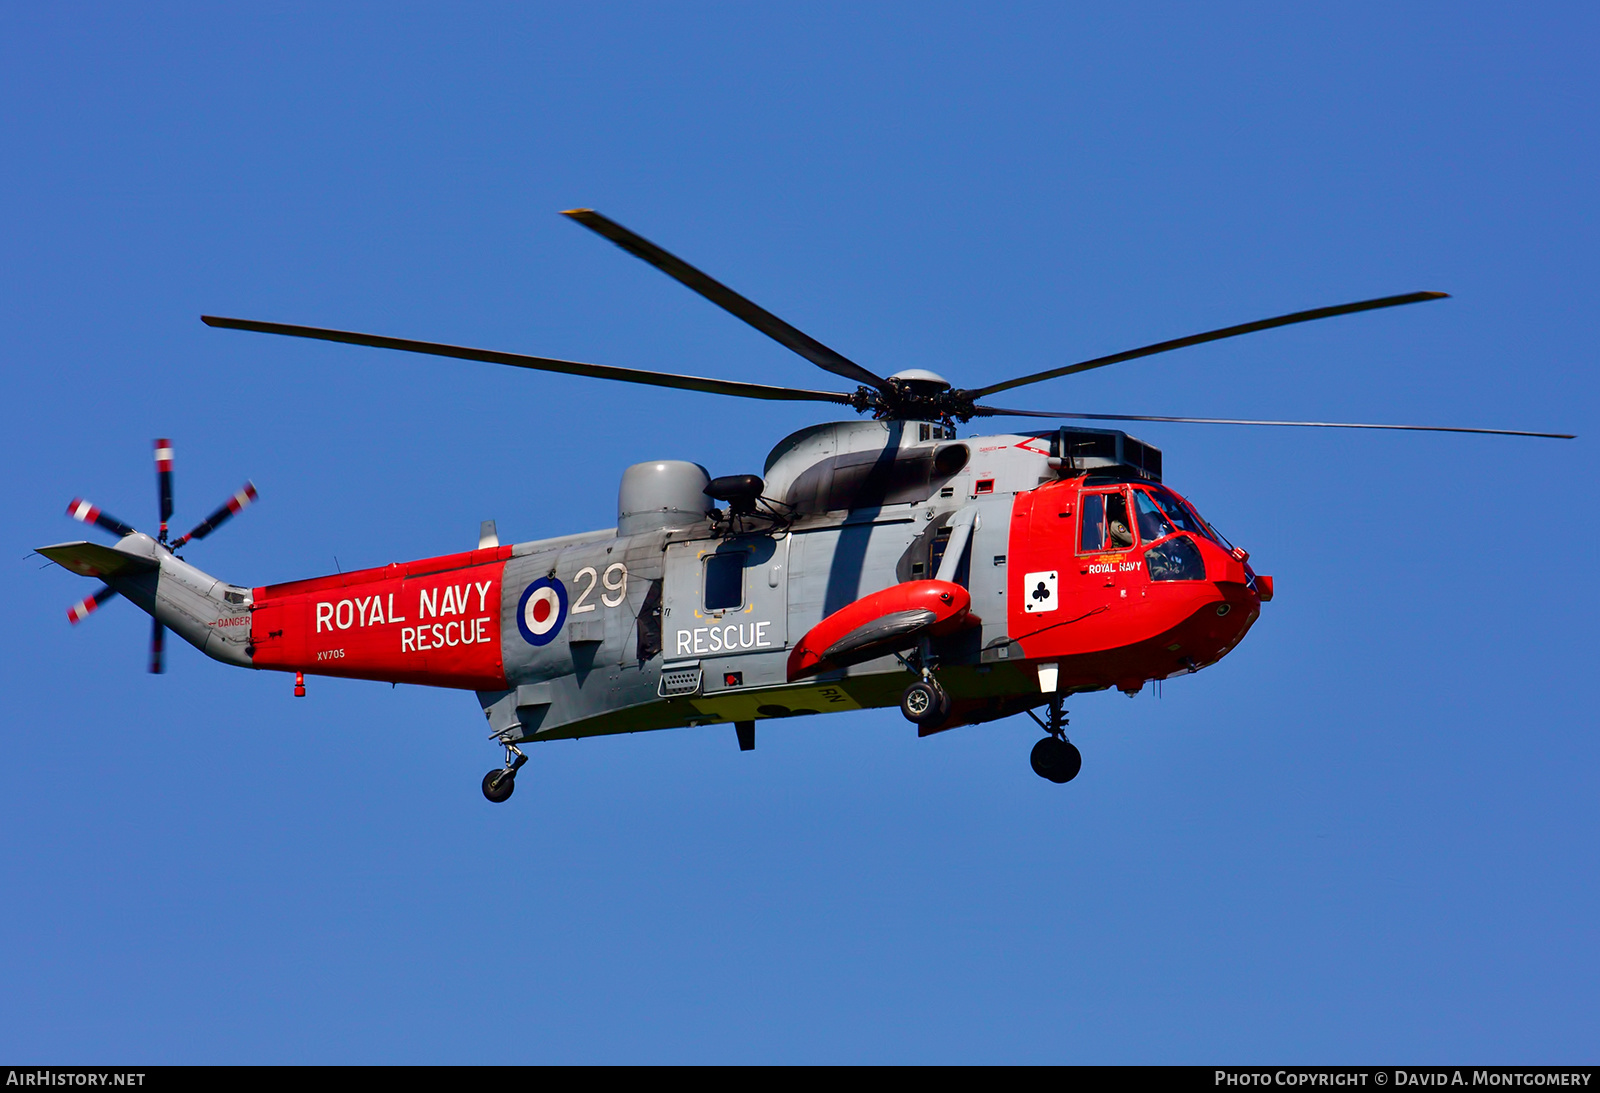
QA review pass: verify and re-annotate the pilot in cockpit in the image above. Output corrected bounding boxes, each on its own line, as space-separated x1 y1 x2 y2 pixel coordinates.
1107 492 1134 549
1133 489 1174 544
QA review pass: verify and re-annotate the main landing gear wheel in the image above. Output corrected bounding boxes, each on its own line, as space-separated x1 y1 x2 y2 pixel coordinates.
1030 737 1082 784
900 679 949 725
482 742 528 803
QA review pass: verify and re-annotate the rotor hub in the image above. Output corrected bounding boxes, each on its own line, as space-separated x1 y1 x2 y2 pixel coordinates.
862 371 977 423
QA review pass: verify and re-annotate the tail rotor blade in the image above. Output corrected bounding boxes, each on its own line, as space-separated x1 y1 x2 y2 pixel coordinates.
149 618 166 674
154 438 174 541
67 585 119 624
66 498 136 538
171 482 258 548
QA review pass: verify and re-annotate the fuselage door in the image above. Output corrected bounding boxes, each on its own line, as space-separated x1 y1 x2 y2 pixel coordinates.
662 534 790 662
1060 485 1144 634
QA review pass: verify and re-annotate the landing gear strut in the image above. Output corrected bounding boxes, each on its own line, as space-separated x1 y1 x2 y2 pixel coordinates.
482 740 528 803
1027 695 1081 784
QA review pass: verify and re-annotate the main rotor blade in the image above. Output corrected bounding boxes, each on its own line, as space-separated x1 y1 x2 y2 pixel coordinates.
67 585 118 625
202 316 857 406
562 209 894 394
172 482 258 549
967 292 1450 399
969 404 1575 439
66 498 136 537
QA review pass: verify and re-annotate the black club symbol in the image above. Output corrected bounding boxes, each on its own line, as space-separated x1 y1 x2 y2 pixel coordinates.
1031 581 1052 603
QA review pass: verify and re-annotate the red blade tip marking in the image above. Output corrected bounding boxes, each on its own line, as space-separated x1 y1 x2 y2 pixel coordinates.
227 482 259 513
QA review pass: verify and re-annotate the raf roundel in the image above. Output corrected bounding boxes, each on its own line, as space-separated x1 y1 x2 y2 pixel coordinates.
516 577 568 646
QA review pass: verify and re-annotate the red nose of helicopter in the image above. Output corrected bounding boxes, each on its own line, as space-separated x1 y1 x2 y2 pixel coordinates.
1007 476 1270 694
1166 532 1268 679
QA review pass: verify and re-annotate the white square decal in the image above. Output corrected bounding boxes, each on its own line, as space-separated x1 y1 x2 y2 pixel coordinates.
1023 570 1058 613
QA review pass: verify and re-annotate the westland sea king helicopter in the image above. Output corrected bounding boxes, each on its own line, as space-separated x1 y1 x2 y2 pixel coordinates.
40 211 1574 800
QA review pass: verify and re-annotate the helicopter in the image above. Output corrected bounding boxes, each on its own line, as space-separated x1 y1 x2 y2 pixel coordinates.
38 210 1574 801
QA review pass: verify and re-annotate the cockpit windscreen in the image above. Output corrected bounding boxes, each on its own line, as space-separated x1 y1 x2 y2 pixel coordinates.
1146 487 1213 541
1132 489 1174 543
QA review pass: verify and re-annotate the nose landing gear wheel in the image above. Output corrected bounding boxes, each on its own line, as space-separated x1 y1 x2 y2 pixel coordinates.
1030 736 1082 783
900 679 948 725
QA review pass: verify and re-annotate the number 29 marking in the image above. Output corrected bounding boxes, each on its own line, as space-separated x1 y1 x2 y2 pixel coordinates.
572 563 629 614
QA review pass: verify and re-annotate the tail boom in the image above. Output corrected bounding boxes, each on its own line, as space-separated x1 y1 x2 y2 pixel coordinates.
45 535 515 689
248 545 512 690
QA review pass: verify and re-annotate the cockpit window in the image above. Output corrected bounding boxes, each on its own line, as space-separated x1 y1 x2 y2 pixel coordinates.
1147 535 1206 581
1080 493 1103 552
1133 490 1174 542
1080 490 1134 552
1108 493 1133 548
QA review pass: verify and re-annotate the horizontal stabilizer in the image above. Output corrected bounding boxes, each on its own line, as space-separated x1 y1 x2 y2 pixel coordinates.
37 540 159 580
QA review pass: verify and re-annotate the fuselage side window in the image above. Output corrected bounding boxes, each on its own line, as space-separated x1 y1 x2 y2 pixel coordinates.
1080 490 1134 553
704 552 745 611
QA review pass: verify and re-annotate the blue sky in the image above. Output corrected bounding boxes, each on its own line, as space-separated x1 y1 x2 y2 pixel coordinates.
2 3 1594 1063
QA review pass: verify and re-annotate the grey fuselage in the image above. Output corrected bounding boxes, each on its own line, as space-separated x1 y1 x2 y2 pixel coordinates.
475 419 1063 745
